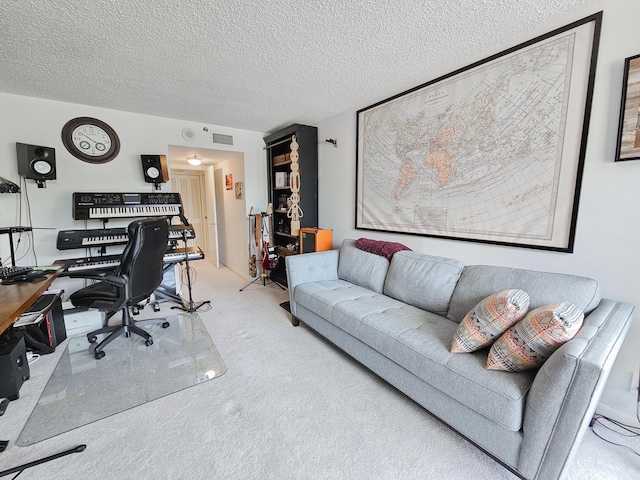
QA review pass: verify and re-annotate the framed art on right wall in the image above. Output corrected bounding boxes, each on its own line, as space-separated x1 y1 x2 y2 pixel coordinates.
615 53 640 162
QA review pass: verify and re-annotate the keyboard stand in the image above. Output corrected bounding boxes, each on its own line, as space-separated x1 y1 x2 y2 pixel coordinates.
169 218 210 313
0 226 32 267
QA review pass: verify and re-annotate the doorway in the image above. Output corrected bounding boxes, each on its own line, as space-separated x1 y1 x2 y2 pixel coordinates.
168 145 246 273
171 170 215 264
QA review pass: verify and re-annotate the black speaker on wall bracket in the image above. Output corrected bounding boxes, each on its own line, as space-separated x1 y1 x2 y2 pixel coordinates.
141 154 169 190
16 142 56 188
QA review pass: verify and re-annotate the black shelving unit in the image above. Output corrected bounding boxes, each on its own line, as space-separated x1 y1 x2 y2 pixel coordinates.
264 124 318 286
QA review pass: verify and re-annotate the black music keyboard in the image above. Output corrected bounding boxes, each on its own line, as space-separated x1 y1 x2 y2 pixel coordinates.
65 254 121 272
73 192 182 220
57 224 196 250
162 246 205 264
61 246 205 272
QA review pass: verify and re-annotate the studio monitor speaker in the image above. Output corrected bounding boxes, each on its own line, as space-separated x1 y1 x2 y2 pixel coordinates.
0 336 30 401
16 143 56 184
141 154 169 183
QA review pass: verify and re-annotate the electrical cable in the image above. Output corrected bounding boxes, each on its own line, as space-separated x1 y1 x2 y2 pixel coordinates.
590 414 640 456
3 178 37 266
589 386 640 456
22 179 39 265
18 177 25 227
13 231 31 264
175 261 212 312
181 264 197 286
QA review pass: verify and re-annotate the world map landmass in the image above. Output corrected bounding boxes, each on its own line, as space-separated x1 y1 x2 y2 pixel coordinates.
359 33 575 240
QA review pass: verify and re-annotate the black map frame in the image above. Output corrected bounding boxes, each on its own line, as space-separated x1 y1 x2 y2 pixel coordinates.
355 12 602 253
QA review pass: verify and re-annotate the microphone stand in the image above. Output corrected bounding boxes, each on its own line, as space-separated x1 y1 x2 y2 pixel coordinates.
0 444 86 477
171 211 210 313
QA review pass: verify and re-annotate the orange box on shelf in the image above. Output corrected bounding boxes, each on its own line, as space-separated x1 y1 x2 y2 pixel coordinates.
299 228 332 253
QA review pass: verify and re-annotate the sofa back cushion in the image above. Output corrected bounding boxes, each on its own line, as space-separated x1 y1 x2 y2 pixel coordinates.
383 251 464 316
338 239 389 293
446 265 601 323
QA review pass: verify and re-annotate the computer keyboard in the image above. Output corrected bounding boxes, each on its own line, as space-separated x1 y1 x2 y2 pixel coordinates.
0 266 33 280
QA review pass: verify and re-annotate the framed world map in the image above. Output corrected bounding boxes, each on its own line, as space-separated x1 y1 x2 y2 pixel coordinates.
356 12 602 252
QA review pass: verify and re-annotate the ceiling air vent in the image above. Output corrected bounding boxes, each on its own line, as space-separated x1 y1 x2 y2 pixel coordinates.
212 133 233 145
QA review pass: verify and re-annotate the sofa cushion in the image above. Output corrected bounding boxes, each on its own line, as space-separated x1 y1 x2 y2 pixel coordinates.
338 239 389 293
383 251 464 316
294 279 534 431
450 289 530 353
486 302 584 372
447 265 600 324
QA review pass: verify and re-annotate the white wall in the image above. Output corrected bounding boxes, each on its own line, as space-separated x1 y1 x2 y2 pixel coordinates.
0 93 267 287
316 0 640 423
213 156 250 278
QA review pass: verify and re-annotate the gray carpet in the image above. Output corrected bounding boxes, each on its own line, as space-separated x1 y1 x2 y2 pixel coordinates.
0 262 638 479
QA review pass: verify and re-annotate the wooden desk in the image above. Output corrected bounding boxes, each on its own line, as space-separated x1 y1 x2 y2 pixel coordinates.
0 269 63 336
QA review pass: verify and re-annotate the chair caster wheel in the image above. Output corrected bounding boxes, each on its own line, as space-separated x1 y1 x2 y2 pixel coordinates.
95 350 106 360
145 338 153 346
162 322 170 328
88 335 97 344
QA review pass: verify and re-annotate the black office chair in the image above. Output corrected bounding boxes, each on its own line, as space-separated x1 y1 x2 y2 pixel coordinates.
69 217 170 359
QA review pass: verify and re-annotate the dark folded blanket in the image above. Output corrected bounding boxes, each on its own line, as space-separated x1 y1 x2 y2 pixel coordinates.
354 237 411 260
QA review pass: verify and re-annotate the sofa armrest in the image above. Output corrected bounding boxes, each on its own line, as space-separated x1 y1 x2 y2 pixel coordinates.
285 250 339 317
519 299 634 480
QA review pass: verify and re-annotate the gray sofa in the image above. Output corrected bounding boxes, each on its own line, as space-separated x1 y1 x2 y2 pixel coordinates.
285 239 634 480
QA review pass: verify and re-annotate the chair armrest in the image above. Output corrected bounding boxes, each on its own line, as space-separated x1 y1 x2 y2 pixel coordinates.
68 270 110 281
69 270 127 287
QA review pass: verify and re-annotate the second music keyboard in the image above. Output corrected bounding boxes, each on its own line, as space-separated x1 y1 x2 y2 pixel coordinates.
57 224 196 250
61 247 205 272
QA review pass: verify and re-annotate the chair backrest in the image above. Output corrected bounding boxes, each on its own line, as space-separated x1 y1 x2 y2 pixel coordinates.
119 217 170 304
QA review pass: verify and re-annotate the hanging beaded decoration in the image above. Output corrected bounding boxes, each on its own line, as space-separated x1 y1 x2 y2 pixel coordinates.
287 135 303 236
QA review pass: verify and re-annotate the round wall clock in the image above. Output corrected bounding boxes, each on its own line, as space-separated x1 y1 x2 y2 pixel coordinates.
61 117 120 164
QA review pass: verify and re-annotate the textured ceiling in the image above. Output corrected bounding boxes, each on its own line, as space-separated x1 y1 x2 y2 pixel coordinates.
0 0 599 134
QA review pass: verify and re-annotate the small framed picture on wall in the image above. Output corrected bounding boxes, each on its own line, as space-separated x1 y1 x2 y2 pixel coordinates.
235 182 243 199
225 173 233 190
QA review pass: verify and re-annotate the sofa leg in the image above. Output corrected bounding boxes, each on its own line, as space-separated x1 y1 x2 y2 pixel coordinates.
290 315 300 326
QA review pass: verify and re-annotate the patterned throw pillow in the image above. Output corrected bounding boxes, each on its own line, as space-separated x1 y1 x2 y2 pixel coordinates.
450 290 530 353
486 302 584 372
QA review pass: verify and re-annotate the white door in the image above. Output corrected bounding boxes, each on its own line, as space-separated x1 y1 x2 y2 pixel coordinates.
171 172 212 262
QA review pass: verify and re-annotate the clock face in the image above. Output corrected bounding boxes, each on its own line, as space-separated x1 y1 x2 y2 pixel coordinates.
71 124 112 156
61 117 120 164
